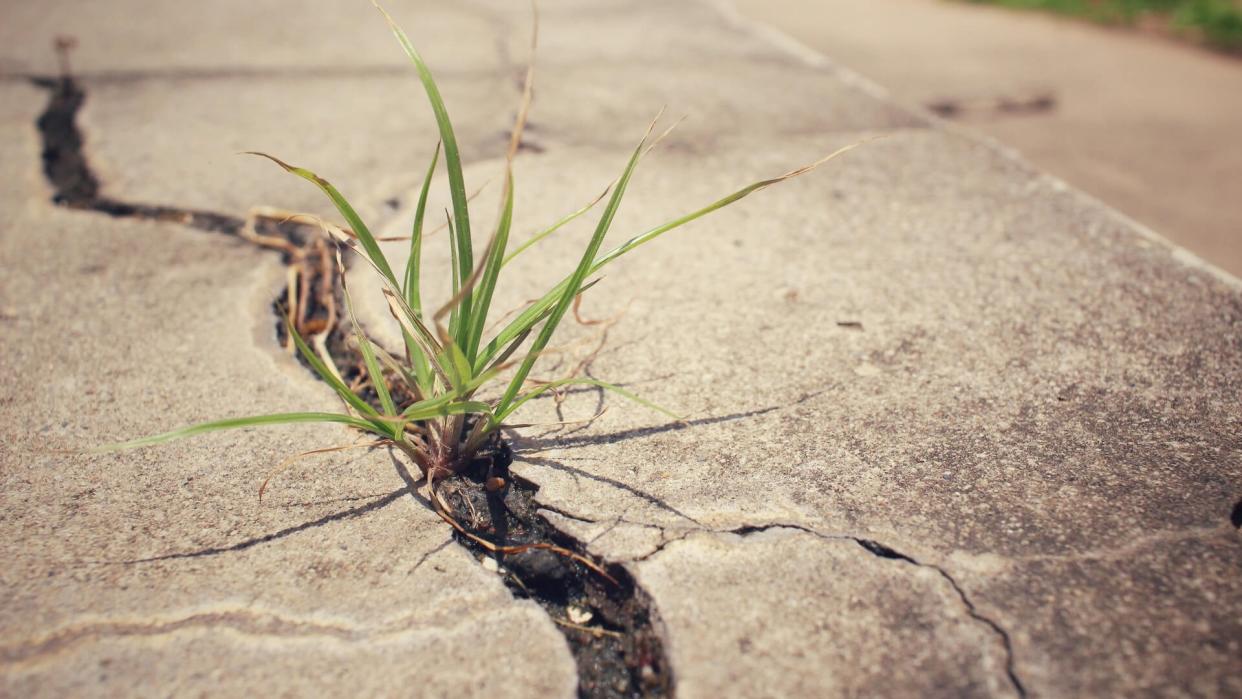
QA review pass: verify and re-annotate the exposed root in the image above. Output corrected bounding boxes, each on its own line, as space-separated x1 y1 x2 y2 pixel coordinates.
430 486 619 586
555 618 624 639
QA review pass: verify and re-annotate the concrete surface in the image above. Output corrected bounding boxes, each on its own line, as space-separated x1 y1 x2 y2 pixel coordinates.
639 529 1015 697
362 128 1242 697
732 0 1242 277
0 9 577 694
3 0 1241 697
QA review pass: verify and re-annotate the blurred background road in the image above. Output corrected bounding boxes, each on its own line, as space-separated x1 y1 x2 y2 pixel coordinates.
733 0 1242 277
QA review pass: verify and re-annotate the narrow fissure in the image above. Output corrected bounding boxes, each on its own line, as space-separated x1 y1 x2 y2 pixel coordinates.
32 75 246 235
852 538 1025 698
731 524 1026 698
32 72 672 699
442 443 670 698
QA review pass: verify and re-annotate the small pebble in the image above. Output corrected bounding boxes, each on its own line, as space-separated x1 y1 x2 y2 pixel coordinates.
568 606 593 624
481 557 500 573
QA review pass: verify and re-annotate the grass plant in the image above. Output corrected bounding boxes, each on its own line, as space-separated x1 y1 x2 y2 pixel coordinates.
102 3 857 500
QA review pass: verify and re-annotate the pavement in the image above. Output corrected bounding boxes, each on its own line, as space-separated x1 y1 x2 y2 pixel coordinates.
2 0 1240 697
733 0 1242 277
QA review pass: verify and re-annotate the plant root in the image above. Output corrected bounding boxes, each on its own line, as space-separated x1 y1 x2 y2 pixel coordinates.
430 486 620 586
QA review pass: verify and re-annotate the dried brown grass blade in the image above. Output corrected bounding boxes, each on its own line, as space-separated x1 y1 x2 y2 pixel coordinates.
553 618 624 639
505 0 538 161
504 405 608 429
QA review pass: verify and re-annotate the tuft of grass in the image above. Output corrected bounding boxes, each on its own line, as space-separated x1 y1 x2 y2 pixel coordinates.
99 3 859 495
961 0 1242 51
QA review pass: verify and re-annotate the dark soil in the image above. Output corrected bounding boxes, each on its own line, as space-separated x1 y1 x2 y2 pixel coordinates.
445 436 672 699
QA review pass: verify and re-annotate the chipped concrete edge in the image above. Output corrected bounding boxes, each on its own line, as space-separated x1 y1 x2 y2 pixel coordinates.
706 0 1242 291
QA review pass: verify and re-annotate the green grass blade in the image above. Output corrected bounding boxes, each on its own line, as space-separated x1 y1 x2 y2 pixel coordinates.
405 141 439 316
405 399 492 422
474 277 602 373
502 183 611 268
484 328 531 374
479 143 863 370
325 229 445 397
465 167 515 360
332 246 396 417
396 384 495 418
245 152 397 288
494 117 660 416
496 377 680 425
388 399 494 432
466 14 534 361
399 391 455 416
593 142 863 269
397 360 499 418
372 341 421 395
400 327 433 399
441 341 474 395
356 329 395 416
287 318 380 420
375 1 474 340
342 280 396 417
403 142 440 394
381 288 453 391
445 210 462 343
94 412 383 452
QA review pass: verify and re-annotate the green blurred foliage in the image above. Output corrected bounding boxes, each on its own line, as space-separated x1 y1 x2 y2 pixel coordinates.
962 0 1242 51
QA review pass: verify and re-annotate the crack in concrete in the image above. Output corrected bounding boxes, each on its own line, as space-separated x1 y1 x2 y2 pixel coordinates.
627 529 700 564
537 503 601 525
0 599 505 671
585 514 682 551
585 515 628 546
1 609 361 667
633 521 1028 698
31 74 249 234
29 68 672 699
25 36 991 697
848 537 1026 698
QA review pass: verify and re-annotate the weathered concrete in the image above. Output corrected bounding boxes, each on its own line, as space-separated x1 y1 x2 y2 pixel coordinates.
0 0 500 75
730 0 1242 277
76 75 513 218
359 127 1242 696
3 0 1240 697
639 529 1016 698
0 53 576 699
362 1 1242 695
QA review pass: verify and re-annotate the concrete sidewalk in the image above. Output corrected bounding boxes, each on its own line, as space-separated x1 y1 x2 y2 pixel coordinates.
734 0 1242 277
2 0 1239 697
